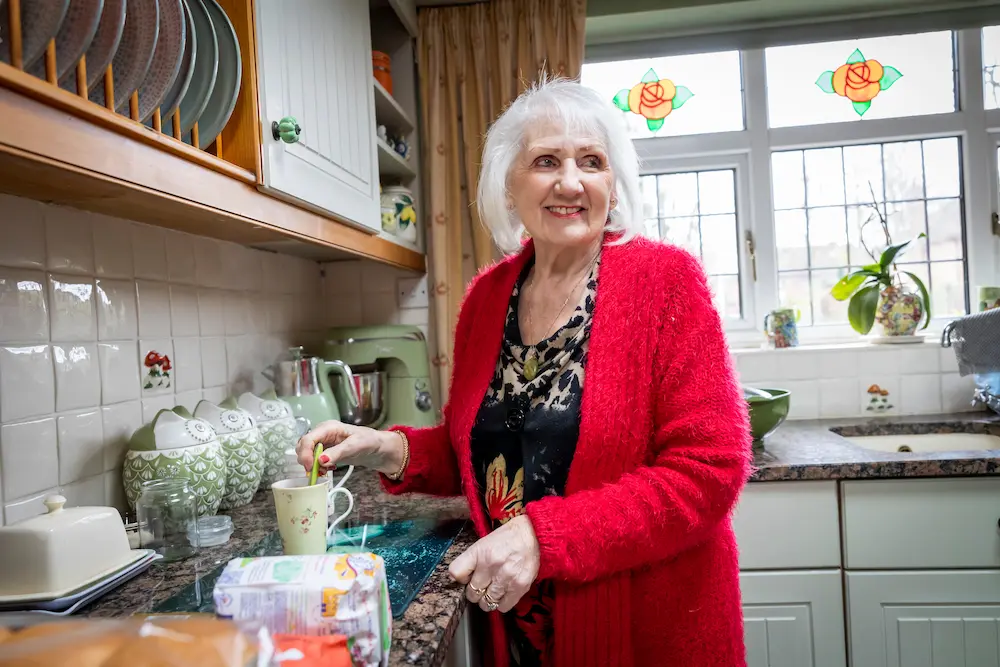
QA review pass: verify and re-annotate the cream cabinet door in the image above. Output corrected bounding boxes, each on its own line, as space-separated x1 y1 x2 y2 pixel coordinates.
848 570 1000 667
742 571 847 667
255 0 380 232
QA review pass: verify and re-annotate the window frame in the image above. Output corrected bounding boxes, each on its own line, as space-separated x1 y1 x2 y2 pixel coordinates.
615 28 1000 348
638 153 756 330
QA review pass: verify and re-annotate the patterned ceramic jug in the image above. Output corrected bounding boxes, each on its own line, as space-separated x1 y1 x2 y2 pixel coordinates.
764 308 800 348
238 390 298 488
122 408 227 516
194 399 264 510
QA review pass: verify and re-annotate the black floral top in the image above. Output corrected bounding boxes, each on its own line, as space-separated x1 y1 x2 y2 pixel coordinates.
470 257 599 666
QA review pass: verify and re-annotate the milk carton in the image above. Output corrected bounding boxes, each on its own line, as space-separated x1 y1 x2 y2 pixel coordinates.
213 553 391 667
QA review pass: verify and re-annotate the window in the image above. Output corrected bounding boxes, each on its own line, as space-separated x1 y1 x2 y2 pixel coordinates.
639 169 743 319
771 138 967 325
581 51 744 138
982 26 1000 108
765 32 956 127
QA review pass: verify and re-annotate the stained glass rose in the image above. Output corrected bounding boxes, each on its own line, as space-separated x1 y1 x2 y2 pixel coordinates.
613 68 693 132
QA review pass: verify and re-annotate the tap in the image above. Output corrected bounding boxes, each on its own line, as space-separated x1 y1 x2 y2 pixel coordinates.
973 387 1000 414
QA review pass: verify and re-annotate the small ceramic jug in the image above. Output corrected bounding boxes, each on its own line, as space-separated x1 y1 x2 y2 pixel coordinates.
194 399 264 510
764 308 800 348
238 390 299 488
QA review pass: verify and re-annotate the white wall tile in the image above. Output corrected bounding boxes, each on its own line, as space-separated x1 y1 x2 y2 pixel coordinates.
139 339 174 395
4 490 57 525
899 345 940 374
104 470 128 514
53 343 100 411
62 473 106 507
941 373 977 413
174 390 204 413
92 214 134 278
102 401 141 472
734 351 775 383
939 346 960 374
859 376 900 416
327 298 363 328
198 289 225 336
900 373 943 415
362 298 399 325
132 225 168 280
0 269 48 342
165 230 197 284
398 306 429 327
202 386 228 404
170 285 200 337
194 237 223 288
200 337 227 388
142 395 175 423
781 379 819 420
96 278 138 340
859 348 902 375
818 349 859 378
361 261 399 293
0 345 54 421
99 341 140 405
773 351 821 381
0 194 46 270
819 378 860 419
49 274 96 341
1 418 58 500
172 337 202 392
57 410 104 484
136 280 172 338
226 336 254 393
224 292 250 335
323 260 363 295
45 207 94 275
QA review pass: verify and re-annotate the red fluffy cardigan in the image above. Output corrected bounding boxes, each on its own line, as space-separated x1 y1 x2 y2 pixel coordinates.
382 235 753 667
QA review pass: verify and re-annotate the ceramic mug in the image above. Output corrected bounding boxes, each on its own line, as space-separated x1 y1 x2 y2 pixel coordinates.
764 308 800 349
272 476 354 555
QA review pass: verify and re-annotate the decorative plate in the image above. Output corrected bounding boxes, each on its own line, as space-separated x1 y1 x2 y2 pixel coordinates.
88 0 159 113
153 0 196 124
137 0 184 122
0 0 69 70
193 0 240 148
28 0 102 82
177 0 217 134
60 0 126 92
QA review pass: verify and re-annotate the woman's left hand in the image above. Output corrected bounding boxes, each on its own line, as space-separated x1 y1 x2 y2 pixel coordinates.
448 515 541 613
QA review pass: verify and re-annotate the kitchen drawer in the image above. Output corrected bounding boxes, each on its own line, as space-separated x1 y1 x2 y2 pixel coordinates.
733 481 841 569
842 478 1000 569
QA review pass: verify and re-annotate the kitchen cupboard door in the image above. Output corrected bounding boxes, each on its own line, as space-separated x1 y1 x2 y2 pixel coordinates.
741 570 847 667
255 0 381 232
847 571 1000 667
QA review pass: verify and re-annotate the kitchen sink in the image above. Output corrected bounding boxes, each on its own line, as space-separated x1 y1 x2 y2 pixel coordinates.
841 433 1000 453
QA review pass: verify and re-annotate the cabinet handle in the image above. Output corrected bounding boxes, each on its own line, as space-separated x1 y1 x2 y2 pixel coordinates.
272 116 301 143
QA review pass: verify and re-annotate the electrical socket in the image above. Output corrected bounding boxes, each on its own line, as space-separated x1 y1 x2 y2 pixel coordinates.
397 276 428 309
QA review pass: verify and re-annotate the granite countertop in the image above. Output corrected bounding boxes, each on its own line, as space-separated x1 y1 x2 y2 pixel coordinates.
752 411 1000 481
82 470 473 667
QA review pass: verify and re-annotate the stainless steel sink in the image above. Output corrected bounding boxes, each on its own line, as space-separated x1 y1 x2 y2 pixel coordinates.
841 433 1000 453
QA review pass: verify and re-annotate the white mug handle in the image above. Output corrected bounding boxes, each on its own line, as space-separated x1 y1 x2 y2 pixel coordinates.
326 487 354 539
330 464 353 491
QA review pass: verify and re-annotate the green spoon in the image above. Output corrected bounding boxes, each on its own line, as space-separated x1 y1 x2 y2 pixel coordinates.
309 443 324 486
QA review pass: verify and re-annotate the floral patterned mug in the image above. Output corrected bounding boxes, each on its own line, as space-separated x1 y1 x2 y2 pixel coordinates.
272 476 354 555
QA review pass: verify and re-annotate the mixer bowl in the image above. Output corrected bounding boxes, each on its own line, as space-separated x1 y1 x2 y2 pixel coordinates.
340 371 387 427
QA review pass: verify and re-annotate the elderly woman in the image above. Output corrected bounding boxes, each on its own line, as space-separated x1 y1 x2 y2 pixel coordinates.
297 78 752 667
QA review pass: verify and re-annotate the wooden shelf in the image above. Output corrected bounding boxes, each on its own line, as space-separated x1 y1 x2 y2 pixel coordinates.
0 86 425 271
377 138 417 180
372 77 414 134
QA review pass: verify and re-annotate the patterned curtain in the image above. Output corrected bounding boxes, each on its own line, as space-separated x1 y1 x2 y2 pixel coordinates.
418 0 587 403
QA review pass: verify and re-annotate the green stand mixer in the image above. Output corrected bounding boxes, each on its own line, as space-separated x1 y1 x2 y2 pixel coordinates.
324 324 437 429
262 346 360 435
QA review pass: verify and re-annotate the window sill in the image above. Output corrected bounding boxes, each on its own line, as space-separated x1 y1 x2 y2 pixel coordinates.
725 319 954 353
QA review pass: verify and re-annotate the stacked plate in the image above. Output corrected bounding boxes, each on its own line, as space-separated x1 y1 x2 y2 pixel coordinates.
3 0 241 149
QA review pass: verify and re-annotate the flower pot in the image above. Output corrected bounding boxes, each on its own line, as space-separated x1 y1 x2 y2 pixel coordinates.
876 286 923 336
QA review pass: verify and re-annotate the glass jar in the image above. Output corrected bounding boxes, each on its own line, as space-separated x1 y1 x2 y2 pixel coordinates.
136 479 200 562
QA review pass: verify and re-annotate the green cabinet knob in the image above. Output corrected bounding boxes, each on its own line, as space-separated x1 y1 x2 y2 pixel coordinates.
271 116 301 143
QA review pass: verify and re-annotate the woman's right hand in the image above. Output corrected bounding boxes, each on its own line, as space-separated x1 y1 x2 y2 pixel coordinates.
295 421 404 477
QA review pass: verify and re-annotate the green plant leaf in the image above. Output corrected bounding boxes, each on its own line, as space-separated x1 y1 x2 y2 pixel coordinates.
852 100 871 116
831 271 875 301
879 66 903 90
847 48 866 64
641 68 659 83
612 89 631 112
815 71 836 94
646 117 665 132
902 271 933 329
848 285 880 335
878 240 913 269
672 86 694 109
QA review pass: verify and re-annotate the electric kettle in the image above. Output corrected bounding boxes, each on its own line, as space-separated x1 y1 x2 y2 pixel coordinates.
263 347 359 435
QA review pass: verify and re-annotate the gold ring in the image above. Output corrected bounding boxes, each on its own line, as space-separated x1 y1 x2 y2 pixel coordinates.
468 584 486 597
483 591 500 606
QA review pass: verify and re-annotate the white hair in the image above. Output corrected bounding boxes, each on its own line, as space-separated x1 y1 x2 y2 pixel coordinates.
476 76 644 255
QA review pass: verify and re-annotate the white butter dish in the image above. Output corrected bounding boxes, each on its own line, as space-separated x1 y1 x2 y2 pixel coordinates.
0 495 138 599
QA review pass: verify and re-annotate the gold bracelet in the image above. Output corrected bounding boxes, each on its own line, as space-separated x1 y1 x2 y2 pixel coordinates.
386 430 410 481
